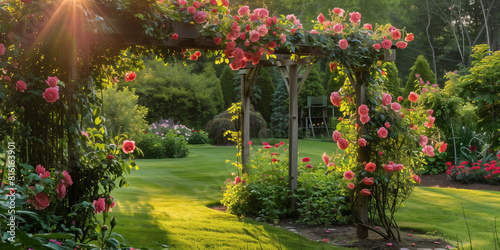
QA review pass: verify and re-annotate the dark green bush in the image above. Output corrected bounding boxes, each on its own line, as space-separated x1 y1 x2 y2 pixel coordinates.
162 132 189 158
135 132 189 158
188 130 210 144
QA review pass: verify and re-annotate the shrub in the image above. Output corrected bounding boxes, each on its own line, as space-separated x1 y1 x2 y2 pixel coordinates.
134 118 191 158
404 55 437 95
188 130 210 144
134 132 165 159
419 152 449 175
162 132 189 158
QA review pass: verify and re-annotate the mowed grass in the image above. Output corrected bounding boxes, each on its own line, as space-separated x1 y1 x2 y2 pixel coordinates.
111 140 341 249
395 186 500 249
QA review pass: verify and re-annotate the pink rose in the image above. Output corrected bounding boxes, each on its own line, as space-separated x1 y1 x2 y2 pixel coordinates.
194 11 207 24
344 170 355 180
178 0 187 6
373 43 381 50
257 24 268 36
393 164 404 171
34 192 50 210
408 92 419 102
62 170 73 186
234 176 241 184
322 153 330 165
249 30 260 43
333 24 344 33
244 52 254 61
382 93 392 106
0 43 5 55
422 145 435 157
360 115 370 124
391 29 401 40
365 162 376 172
363 23 372 30
210 0 217 5
332 130 342 142
40 171 50 179
265 17 273 27
107 154 114 160
214 37 222 45
42 87 60 103
333 8 344 16
348 183 355 189
93 198 106 213
391 102 401 112
358 138 367 147
337 138 349 150
425 116 435 129
360 189 371 196
187 6 196 14
396 41 407 49
339 39 348 50
229 59 244 70
419 135 428 147
226 41 236 50
122 140 136 154
301 157 311 163
383 165 394 172
125 71 136 82
349 12 361 25
362 177 374 185
249 13 259 22
232 48 245 60
317 13 325 24
358 104 369 115
57 183 66 199
330 92 341 107
381 39 392 49
385 122 391 128
377 127 388 138
36 164 46 175
16 80 27 92
398 96 403 102
412 174 421 184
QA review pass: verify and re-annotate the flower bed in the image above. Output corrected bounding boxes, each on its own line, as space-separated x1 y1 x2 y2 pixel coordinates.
447 155 500 185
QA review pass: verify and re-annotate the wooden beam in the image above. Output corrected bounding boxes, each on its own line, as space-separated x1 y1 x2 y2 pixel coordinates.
240 67 260 173
298 63 313 93
278 66 290 93
288 64 299 211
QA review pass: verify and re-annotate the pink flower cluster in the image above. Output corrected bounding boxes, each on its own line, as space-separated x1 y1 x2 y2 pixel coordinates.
28 166 73 210
332 130 349 150
42 76 60 103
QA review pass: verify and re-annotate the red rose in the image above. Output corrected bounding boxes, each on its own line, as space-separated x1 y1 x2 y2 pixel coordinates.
42 87 60 103
362 177 374 185
408 92 419 102
339 39 348 50
232 48 245 60
317 13 325 24
301 157 310 163
330 92 341 107
57 183 66 199
360 189 371 196
62 170 73 186
214 37 222 45
125 71 136 82
16 80 27 92
381 39 392 49
172 33 178 40
190 54 198 60
358 138 367 147
234 176 241 184
470 145 477 152
365 162 376 172
263 144 272 149
344 170 355 180
383 165 394 172
193 1 200 8
363 23 372 30
337 138 349 150
405 33 414 42
397 96 403 102
34 192 50 210
122 140 136 154
229 59 244 70
107 154 115 160
439 142 448 153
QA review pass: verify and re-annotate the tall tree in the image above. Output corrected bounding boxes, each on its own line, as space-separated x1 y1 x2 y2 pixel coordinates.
254 68 276 123
220 67 236 109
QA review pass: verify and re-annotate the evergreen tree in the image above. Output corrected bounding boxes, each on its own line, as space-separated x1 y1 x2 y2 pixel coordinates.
383 62 402 97
220 67 236 109
404 55 437 95
270 80 289 138
254 68 275 123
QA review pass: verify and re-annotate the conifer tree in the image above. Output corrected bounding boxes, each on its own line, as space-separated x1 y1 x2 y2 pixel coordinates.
220 67 236 109
404 55 437 95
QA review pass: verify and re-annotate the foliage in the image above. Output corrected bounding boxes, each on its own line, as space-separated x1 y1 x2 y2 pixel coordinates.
419 152 449 175
451 125 493 165
205 104 267 145
120 61 224 128
219 67 236 109
270 79 289 138
134 119 190 158
253 68 275 123
382 62 401 97
101 87 149 138
188 130 210 144
458 45 500 149
404 55 437 95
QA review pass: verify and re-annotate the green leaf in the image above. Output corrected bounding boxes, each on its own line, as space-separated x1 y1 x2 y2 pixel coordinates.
95 117 102 125
35 185 44 194
33 233 75 239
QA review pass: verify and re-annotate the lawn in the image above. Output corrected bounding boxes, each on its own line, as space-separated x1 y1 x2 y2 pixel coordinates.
111 140 500 249
110 140 340 249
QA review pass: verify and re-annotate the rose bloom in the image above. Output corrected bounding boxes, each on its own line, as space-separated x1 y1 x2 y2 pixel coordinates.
363 23 372 30
16 80 27 92
377 127 388 138
425 116 435 128
333 24 344 33
396 41 407 49
362 177 374 185
349 12 361 25
301 157 310 163
358 104 369 115
393 164 404 171
122 140 136 154
317 13 325 24
332 130 342 142
125 71 136 82
337 138 349 150
322 152 329 165
419 135 428 147
398 96 403 102
344 170 355 180
360 115 370 124
42 87 59 103
348 183 355 189
245 52 254 61
229 59 244 70
365 162 376 172
107 154 114 160
62 170 73 186
405 33 414 42
439 142 448 153
330 92 341 107
339 39 348 49
391 102 401 112
178 0 187 6
391 29 401 40
383 164 394 172
232 48 245 60
358 138 367 147
408 92 419 102
172 33 178 40
373 43 381 50
422 145 435 157
36 164 45 175
187 6 196 13
382 93 392 106
93 198 106 214
384 122 390 129
0 43 5 55
106 196 117 213
234 176 241 184
57 183 66 199
34 192 50 210
333 7 344 16
238 6 249 16
381 39 392 49
249 30 260 43
194 11 207 24
470 145 477 152
257 24 268 36
412 174 421 184
263 144 272 149
360 189 371 196
40 171 50 179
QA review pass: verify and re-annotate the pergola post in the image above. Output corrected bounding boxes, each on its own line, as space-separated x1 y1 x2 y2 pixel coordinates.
288 64 299 211
239 67 260 173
